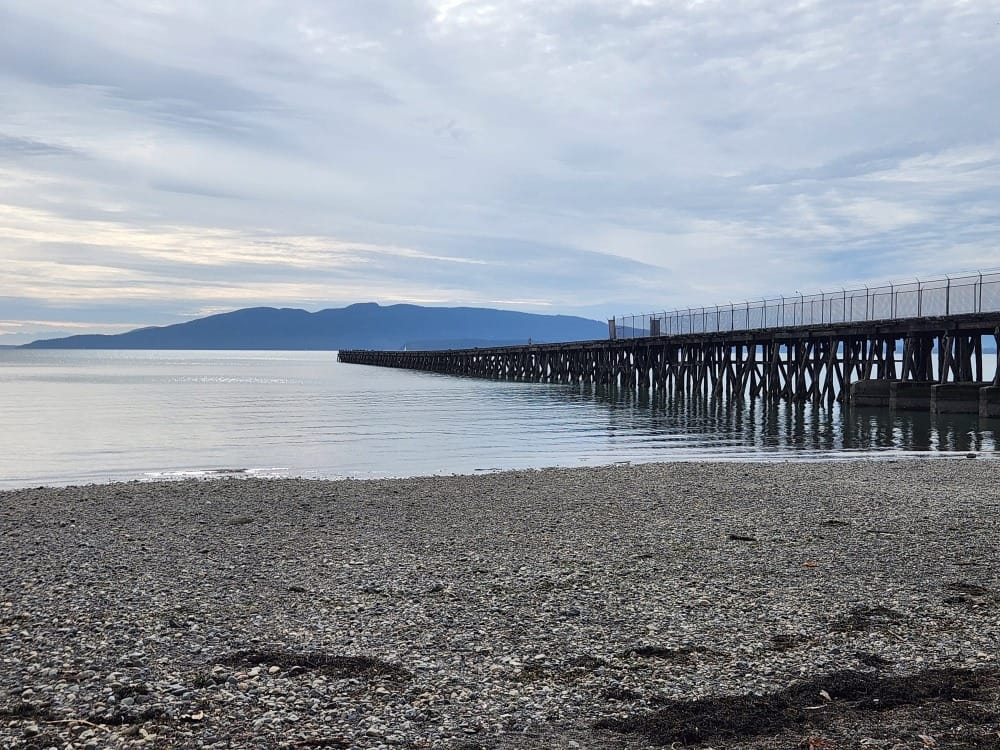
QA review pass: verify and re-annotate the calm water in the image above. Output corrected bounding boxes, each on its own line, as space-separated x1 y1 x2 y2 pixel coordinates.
1 350 997 488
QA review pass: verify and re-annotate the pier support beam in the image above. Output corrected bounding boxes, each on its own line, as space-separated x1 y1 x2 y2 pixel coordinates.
979 386 1000 418
850 379 893 407
932 382 987 414
890 381 936 411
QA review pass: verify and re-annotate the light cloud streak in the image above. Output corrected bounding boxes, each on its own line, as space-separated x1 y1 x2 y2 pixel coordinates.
0 0 997 343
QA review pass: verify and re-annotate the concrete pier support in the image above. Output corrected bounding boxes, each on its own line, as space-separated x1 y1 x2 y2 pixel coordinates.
979 386 1000 418
850 379 893 407
890 381 936 411
932 382 987 413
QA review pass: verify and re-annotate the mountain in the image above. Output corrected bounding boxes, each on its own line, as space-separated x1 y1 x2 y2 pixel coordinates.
22 303 609 350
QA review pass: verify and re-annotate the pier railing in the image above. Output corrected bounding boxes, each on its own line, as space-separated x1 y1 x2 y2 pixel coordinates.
613 270 1000 339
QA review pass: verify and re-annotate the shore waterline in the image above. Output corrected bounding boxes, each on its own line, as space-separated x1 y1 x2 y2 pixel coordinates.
1 349 998 488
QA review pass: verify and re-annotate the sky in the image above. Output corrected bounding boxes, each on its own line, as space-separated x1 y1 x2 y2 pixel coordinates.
1 0 999 344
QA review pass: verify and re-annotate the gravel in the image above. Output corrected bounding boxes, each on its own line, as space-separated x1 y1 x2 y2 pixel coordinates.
1 459 998 749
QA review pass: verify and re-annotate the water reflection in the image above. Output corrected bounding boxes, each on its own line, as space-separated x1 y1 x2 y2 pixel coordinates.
548 384 997 457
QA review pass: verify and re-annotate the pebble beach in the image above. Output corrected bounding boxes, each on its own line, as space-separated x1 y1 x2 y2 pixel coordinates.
2 459 999 749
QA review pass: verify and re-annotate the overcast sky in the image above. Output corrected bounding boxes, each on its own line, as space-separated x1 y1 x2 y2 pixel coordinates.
1 0 998 343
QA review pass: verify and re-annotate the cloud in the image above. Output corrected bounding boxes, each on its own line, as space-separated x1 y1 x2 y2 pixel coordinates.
0 6 277 125
0 0 997 335
0 134 79 159
0 201 664 326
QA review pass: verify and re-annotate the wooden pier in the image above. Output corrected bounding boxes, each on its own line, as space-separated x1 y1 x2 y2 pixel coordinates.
338 312 1000 413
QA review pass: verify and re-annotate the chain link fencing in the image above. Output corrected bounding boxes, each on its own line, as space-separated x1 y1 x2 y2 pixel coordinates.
611 270 1000 339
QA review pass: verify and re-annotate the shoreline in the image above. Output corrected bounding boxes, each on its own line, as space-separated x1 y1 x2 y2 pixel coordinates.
2 448 995 493
2 460 999 748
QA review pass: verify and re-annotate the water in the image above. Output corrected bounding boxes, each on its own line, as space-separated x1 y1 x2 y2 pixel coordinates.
1 350 997 489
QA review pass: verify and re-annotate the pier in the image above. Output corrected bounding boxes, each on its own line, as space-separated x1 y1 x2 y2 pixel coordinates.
338 271 1000 413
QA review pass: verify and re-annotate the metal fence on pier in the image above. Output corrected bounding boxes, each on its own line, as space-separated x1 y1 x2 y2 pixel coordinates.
612 270 1000 339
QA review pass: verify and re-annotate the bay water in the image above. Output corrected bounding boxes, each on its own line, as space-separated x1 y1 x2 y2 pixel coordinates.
0 349 996 489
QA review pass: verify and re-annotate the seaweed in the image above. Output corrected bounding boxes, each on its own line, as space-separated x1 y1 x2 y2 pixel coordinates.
621 645 712 661
217 650 410 679
601 686 642 701
595 667 999 745
854 651 894 669
771 633 808 652
829 605 903 633
0 701 58 721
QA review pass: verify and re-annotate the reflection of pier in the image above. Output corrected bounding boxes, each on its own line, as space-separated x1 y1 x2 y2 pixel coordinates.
339 272 1000 414
572 385 990 455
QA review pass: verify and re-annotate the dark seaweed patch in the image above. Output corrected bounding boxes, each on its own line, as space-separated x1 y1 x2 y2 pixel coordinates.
218 650 409 679
595 667 998 745
601 686 642 701
621 645 712 661
0 701 57 721
771 633 808 651
87 706 167 726
519 655 611 683
830 605 903 633
947 582 992 596
517 662 552 682
854 651 894 668
566 655 607 670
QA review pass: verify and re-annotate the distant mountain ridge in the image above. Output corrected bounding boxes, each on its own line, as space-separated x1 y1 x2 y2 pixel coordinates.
22 303 609 350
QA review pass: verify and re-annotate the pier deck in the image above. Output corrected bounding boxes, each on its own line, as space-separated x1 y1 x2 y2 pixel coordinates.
340 272 1000 412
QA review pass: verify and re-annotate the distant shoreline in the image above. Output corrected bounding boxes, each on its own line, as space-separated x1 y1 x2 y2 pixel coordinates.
12 343 1000 353
16 302 606 350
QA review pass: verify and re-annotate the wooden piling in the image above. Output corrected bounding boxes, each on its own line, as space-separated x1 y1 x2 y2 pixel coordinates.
339 312 1000 407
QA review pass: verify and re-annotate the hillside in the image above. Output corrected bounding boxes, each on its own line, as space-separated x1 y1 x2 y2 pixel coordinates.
22 303 608 350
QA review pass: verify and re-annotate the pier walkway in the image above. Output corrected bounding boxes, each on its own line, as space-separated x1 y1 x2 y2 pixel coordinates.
338 271 1000 414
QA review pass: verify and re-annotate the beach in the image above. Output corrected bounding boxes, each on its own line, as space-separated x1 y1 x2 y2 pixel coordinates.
1 459 998 749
